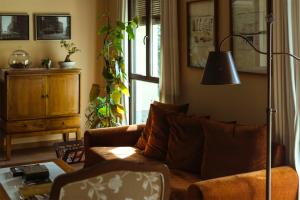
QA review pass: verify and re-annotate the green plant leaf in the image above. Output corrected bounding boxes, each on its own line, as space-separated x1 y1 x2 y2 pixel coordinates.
116 21 126 30
120 83 130 96
133 16 139 27
111 90 122 104
126 26 134 40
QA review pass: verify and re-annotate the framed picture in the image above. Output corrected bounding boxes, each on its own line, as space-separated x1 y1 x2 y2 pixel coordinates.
35 14 71 40
230 0 267 73
0 14 29 40
187 0 217 68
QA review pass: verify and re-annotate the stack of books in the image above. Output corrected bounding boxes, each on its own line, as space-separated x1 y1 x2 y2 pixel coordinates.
10 164 52 200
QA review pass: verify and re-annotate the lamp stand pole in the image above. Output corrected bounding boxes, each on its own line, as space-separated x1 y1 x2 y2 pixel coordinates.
266 0 273 199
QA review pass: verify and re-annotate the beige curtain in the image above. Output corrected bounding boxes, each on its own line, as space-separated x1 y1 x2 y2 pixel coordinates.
273 0 300 181
160 0 180 103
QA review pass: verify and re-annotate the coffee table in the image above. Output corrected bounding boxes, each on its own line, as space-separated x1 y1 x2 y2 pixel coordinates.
0 159 74 200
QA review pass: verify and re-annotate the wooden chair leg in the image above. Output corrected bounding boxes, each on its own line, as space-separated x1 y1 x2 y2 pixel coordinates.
76 128 81 140
63 133 69 142
5 135 11 160
0 134 4 158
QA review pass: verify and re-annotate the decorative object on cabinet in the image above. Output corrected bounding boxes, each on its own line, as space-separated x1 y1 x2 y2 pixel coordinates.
41 58 52 69
8 49 32 68
0 68 81 160
34 14 71 40
187 0 218 68
230 0 267 73
58 40 80 68
85 16 139 129
0 14 29 40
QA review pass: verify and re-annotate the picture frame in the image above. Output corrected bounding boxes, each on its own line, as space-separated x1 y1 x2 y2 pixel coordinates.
35 14 71 40
0 14 29 40
187 0 218 68
230 0 267 74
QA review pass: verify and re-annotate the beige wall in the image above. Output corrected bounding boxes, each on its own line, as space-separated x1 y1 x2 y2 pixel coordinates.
178 0 267 124
0 0 107 144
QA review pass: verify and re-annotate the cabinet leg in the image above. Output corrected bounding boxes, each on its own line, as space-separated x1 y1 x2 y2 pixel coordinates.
76 128 81 141
63 133 69 143
0 134 4 158
5 135 11 160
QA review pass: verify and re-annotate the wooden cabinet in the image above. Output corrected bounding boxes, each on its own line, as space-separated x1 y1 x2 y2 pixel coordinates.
0 68 81 160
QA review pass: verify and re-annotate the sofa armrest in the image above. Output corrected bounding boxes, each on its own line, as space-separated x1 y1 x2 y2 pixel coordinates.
84 124 145 148
188 166 298 200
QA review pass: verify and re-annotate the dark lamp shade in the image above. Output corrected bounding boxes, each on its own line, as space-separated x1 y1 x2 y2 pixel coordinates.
201 51 241 85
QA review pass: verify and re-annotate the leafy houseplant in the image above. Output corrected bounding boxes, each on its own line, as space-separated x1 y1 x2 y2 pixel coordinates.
85 16 139 128
59 40 80 68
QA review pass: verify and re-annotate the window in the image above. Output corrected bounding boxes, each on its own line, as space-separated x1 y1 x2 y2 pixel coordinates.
128 0 161 124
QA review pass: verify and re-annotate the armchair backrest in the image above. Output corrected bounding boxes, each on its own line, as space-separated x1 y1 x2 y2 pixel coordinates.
50 159 170 200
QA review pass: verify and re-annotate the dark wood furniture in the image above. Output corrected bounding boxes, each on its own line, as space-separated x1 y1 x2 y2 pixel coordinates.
0 159 74 200
0 68 81 160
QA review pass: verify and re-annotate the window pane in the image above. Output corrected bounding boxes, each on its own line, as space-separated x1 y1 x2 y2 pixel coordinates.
151 24 161 78
131 0 147 76
131 80 159 124
151 0 161 78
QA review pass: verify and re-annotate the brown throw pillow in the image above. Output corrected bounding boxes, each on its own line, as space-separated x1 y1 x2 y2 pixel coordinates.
135 101 189 150
143 104 178 160
201 120 267 179
166 114 208 174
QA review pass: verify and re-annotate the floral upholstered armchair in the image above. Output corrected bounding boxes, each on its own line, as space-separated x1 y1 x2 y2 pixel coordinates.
50 159 170 200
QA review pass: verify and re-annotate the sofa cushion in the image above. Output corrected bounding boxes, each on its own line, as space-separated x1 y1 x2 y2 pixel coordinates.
84 146 156 167
201 120 267 179
135 101 189 150
166 115 207 174
169 169 202 200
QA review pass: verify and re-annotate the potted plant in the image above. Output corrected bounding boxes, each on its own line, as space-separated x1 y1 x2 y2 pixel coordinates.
85 16 139 128
59 40 80 68
41 58 52 69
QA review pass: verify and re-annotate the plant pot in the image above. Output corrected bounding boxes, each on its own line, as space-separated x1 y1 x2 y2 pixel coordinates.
59 61 76 69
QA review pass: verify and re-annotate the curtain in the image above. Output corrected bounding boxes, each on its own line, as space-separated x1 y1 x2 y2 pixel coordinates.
273 0 300 191
160 0 180 103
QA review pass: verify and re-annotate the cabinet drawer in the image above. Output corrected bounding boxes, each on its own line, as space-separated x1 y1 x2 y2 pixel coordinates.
6 120 46 133
47 117 80 130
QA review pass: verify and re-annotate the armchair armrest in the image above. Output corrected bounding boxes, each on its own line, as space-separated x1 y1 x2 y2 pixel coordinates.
84 124 145 148
188 166 298 200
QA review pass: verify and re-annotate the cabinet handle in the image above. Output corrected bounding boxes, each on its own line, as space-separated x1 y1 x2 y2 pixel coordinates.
23 124 27 127
41 94 46 98
46 94 49 98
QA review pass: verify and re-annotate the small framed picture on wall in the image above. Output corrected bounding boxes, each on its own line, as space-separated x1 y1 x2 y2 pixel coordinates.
35 14 71 40
187 0 218 68
0 14 29 40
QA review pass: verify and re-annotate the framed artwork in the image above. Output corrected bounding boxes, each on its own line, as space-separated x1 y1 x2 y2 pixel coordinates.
0 14 29 40
35 14 71 40
187 0 217 68
230 0 267 73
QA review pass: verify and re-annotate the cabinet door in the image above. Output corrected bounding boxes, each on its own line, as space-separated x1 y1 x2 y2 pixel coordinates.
47 74 80 116
7 75 46 120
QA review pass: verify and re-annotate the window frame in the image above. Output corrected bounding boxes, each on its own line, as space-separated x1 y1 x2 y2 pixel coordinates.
128 0 160 124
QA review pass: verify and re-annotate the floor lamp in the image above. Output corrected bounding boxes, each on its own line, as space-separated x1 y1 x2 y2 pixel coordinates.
201 0 300 199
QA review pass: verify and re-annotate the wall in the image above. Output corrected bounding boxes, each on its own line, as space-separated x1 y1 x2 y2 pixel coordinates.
0 0 107 144
178 0 268 124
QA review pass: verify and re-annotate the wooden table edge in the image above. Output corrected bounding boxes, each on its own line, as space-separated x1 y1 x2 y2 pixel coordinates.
0 159 74 200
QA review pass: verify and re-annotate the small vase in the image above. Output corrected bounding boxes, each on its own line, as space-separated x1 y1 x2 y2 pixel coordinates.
59 61 76 68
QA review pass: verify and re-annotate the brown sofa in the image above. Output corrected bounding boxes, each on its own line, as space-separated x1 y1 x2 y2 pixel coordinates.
84 124 298 200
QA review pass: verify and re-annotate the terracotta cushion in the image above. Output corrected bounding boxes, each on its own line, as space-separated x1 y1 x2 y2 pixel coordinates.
135 101 189 150
144 104 179 160
166 115 208 174
169 169 202 200
201 119 267 179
